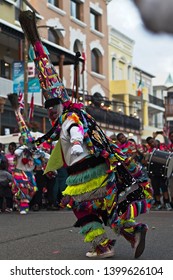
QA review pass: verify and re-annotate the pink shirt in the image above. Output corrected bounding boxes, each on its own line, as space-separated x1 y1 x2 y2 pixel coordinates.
5 153 16 173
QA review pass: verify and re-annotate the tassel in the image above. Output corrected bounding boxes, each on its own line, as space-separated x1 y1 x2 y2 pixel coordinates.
133 202 138 217
130 204 134 219
137 201 142 215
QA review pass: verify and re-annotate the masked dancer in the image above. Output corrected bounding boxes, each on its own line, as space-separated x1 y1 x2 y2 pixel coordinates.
19 10 153 257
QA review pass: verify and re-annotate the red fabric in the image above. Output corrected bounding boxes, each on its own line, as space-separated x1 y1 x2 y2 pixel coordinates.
22 158 29 165
137 89 142 97
18 91 24 111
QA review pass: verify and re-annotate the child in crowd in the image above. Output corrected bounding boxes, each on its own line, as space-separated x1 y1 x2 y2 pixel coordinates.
5 142 17 173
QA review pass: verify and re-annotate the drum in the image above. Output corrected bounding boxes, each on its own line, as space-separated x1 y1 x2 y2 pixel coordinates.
147 149 173 178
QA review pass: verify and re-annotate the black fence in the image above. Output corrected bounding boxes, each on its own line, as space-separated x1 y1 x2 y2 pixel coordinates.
86 106 140 131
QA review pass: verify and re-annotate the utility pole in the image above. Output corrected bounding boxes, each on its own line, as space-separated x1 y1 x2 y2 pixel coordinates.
23 36 28 119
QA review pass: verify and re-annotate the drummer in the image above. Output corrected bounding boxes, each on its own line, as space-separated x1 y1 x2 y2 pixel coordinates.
166 131 173 208
145 136 172 211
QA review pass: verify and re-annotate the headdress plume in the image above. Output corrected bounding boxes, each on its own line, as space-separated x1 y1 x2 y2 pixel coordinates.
19 10 70 107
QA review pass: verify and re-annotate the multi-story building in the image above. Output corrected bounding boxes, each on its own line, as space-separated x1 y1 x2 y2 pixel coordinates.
133 66 164 142
109 26 142 142
0 0 110 135
154 73 173 136
141 73 165 140
1 0 163 143
108 26 165 143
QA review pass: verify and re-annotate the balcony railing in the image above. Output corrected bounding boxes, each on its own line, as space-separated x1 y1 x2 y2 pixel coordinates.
149 94 164 107
86 106 140 131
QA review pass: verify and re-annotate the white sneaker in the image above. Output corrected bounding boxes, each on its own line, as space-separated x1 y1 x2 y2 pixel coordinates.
165 203 172 211
86 247 115 258
20 210 27 215
5 208 13 213
86 250 98 257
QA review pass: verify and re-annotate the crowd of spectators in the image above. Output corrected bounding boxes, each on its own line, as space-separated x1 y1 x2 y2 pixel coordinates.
0 137 68 213
1 129 173 213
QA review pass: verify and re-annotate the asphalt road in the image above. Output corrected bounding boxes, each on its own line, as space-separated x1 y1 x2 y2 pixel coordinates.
0 209 173 260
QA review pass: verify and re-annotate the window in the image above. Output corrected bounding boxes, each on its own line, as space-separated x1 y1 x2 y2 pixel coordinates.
118 67 123 80
146 85 151 95
4 62 11 79
146 80 151 95
48 29 61 45
127 65 131 80
0 60 11 79
112 57 116 80
15 7 20 21
90 9 101 32
154 114 158 127
14 0 21 21
91 49 101 74
161 91 163 100
48 0 61 8
153 89 157 97
70 0 83 21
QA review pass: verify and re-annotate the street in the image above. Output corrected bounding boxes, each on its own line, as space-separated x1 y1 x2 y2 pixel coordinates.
0 209 173 260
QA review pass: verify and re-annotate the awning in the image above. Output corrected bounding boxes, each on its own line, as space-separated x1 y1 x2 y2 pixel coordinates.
0 19 24 39
0 19 84 66
42 39 84 66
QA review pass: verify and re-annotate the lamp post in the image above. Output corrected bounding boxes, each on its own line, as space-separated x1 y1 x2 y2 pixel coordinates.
0 97 6 135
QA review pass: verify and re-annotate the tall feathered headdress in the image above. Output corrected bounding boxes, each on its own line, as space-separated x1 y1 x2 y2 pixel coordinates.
18 10 70 109
8 93 35 145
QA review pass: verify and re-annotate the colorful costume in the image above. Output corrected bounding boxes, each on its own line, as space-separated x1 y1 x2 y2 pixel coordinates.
19 10 153 257
12 145 37 214
43 105 152 258
7 93 49 214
